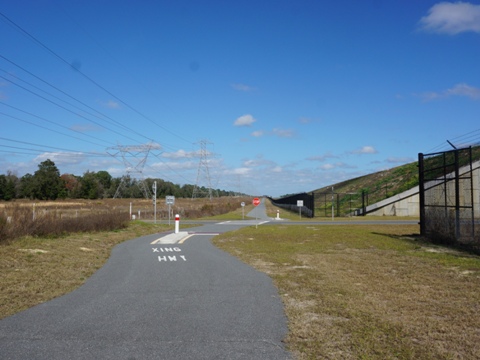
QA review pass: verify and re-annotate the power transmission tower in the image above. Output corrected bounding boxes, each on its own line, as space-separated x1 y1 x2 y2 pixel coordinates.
192 139 218 200
107 143 161 199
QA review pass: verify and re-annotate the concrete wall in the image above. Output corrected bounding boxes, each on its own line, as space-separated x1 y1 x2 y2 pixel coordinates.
365 160 480 217
366 186 420 217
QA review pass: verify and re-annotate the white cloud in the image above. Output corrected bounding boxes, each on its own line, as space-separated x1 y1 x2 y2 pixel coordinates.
250 128 296 138
350 146 378 155
151 160 197 171
418 83 480 101
231 83 256 92
229 167 251 175
234 114 256 127
320 163 336 170
243 159 258 167
446 83 480 98
34 152 85 166
319 162 356 171
242 156 276 168
162 149 198 159
272 128 296 138
306 152 338 162
419 2 480 34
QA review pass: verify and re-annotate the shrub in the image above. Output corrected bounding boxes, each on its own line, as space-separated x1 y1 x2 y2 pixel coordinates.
0 204 129 244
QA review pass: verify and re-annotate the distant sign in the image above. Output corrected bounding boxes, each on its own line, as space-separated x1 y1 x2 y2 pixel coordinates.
297 200 304 207
253 198 261 206
241 202 245 207
166 196 175 205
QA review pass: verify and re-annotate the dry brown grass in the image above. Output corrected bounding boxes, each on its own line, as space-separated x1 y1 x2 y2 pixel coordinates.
213 224 480 359
0 221 171 319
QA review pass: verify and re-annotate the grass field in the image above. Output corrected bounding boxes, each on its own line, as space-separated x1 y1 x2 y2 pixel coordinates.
213 224 480 359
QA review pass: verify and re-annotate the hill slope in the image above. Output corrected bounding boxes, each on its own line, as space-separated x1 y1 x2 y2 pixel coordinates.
310 145 480 215
312 161 418 206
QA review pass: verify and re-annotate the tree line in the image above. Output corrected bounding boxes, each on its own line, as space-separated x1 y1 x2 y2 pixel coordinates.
0 159 233 201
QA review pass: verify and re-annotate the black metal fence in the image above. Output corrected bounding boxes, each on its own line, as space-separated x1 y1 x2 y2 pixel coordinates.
268 193 315 218
314 191 368 217
419 146 480 251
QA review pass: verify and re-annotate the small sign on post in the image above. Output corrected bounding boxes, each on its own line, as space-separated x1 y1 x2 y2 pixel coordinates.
241 202 245 219
297 200 304 218
166 196 175 225
253 198 261 228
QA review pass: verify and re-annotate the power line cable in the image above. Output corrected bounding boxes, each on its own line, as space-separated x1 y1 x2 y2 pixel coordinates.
0 136 108 157
0 148 43 156
0 56 158 143
0 101 117 146
0 74 143 144
150 152 196 184
0 11 193 144
0 12 201 181
0 55 190 154
0 110 108 148
0 68 141 136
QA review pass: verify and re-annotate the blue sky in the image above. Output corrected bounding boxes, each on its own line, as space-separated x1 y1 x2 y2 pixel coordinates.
1 1 479 197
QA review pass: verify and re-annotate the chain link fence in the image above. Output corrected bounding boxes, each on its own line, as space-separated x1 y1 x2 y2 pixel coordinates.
419 146 480 252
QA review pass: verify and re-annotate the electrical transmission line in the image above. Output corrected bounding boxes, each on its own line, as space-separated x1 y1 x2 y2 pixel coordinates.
107 143 161 199
192 139 218 200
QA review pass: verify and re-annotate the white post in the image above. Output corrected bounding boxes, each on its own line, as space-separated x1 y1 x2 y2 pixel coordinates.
130 202 132 220
276 210 280 220
175 214 180 234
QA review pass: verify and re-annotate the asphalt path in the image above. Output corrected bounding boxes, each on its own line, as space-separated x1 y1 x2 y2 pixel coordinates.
0 199 291 359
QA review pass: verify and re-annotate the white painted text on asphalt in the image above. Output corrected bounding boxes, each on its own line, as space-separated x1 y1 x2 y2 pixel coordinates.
152 247 186 262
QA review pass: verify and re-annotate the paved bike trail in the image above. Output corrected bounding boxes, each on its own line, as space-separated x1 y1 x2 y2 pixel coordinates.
0 199 290 359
